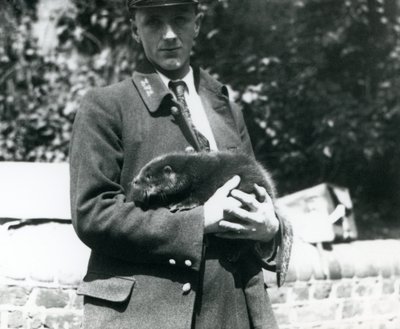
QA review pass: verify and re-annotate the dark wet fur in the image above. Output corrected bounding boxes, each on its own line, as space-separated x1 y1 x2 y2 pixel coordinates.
131 151 277 263
131 151 276 209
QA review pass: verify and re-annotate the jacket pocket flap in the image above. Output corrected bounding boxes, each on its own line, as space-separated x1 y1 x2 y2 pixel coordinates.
77 272 135 302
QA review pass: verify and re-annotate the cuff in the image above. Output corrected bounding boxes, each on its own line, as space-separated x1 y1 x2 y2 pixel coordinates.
253 212 293 287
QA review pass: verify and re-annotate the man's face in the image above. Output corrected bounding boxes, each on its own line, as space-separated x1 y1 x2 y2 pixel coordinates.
132 5 202 79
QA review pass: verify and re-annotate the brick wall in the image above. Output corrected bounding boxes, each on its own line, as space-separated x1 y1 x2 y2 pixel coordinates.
265 239 400 329
0 222 87 329
0 222 399 329
0 285 82 329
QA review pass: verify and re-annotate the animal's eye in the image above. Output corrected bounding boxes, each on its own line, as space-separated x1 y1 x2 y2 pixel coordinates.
146 174 152 180
163 165 173 174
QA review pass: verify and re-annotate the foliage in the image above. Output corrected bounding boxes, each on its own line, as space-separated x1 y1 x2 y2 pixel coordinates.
1 0 399 224
56 0 138 82
196 0 400 221
0 1 103 161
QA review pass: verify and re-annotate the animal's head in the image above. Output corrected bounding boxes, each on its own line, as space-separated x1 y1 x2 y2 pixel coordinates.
131 153 195 205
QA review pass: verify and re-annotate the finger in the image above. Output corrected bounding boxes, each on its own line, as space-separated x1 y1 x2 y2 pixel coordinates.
230 189 259 211
254 184 268 203
215 232 248 240
222 197 243 220
264 192 274 204
225 196 242 209
216 175 241 197
218 220 247 232
227 206 263 224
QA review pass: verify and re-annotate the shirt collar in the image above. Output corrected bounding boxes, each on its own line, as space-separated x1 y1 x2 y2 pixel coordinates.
131 60 228 113
157 67 197 96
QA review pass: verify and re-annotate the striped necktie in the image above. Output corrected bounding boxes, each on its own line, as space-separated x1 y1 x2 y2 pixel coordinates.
169 80 210 152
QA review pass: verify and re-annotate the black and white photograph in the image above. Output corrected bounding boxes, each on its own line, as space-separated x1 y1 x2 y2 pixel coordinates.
0 0 399 328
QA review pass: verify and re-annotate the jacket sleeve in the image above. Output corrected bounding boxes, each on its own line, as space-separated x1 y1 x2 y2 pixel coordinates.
253 214 293 287
69 89 204 271
229 100 293 286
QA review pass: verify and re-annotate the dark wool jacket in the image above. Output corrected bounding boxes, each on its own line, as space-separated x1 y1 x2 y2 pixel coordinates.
69 61 292 329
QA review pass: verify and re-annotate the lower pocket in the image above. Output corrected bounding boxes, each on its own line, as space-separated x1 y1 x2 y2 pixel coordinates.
77 272 135 302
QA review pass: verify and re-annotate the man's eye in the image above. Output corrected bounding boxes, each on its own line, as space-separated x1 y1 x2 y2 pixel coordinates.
175 16 189 26
145 18 161 27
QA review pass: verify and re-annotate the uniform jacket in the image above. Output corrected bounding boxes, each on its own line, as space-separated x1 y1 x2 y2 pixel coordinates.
69 60 292 329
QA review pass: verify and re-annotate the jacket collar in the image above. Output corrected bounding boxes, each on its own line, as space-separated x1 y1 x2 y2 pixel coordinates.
132 60 228 113
195 66 228 98
132 60 172 113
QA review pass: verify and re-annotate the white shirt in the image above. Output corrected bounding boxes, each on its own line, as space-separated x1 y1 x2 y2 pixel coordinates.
157 68 218 151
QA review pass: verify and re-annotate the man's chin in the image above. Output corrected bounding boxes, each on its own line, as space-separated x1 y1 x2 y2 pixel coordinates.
154 59 190 78
159 60 184 71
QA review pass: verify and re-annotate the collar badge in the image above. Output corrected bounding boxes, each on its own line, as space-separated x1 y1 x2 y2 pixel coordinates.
141 78 154 97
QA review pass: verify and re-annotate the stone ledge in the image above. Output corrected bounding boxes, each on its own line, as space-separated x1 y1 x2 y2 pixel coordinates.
264 239 400 286
0 222 90 287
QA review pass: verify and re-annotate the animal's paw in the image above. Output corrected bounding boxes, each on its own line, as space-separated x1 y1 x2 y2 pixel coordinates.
169 202 198 213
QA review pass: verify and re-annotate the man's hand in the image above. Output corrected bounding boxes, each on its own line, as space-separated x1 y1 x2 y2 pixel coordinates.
203 175 242 234
203 176 279 242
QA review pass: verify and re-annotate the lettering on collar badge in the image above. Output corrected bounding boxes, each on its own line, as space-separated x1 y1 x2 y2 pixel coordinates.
141 78 154 97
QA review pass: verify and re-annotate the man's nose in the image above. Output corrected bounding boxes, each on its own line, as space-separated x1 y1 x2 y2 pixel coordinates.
163 24 177 40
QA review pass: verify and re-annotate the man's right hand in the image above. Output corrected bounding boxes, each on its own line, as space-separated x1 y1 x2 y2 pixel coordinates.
203 175 242 234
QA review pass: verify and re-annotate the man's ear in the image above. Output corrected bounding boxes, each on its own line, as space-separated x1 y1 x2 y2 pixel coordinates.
130 18 141 43
194 12 203 38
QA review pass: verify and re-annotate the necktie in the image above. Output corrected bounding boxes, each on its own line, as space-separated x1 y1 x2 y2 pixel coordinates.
169 80 210 152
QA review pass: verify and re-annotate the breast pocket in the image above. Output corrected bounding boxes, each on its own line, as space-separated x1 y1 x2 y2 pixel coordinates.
77 272 135 303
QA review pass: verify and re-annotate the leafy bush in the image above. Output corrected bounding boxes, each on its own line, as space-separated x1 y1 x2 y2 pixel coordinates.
0 1 98 161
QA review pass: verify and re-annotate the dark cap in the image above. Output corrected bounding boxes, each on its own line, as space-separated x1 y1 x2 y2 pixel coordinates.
128 0 199 8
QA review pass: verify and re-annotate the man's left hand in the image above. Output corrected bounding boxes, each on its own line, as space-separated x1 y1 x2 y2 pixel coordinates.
215 184 279 243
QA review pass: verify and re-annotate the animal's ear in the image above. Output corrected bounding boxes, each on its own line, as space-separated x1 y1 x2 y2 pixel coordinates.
163 165 173 174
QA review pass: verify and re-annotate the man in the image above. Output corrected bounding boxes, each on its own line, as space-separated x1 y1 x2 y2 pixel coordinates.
69 0 292 328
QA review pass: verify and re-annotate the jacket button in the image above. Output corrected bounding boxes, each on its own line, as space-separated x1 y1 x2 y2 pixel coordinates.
185 146 195 153
184 260 192 267
182 283 191 293
171 106 180 116
169 259 176 265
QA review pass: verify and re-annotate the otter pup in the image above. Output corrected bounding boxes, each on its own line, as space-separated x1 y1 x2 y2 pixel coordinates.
131 151 277 264
131 151 276 210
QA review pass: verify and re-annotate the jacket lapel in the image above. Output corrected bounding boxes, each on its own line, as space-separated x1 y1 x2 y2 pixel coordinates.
196 69 242 151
